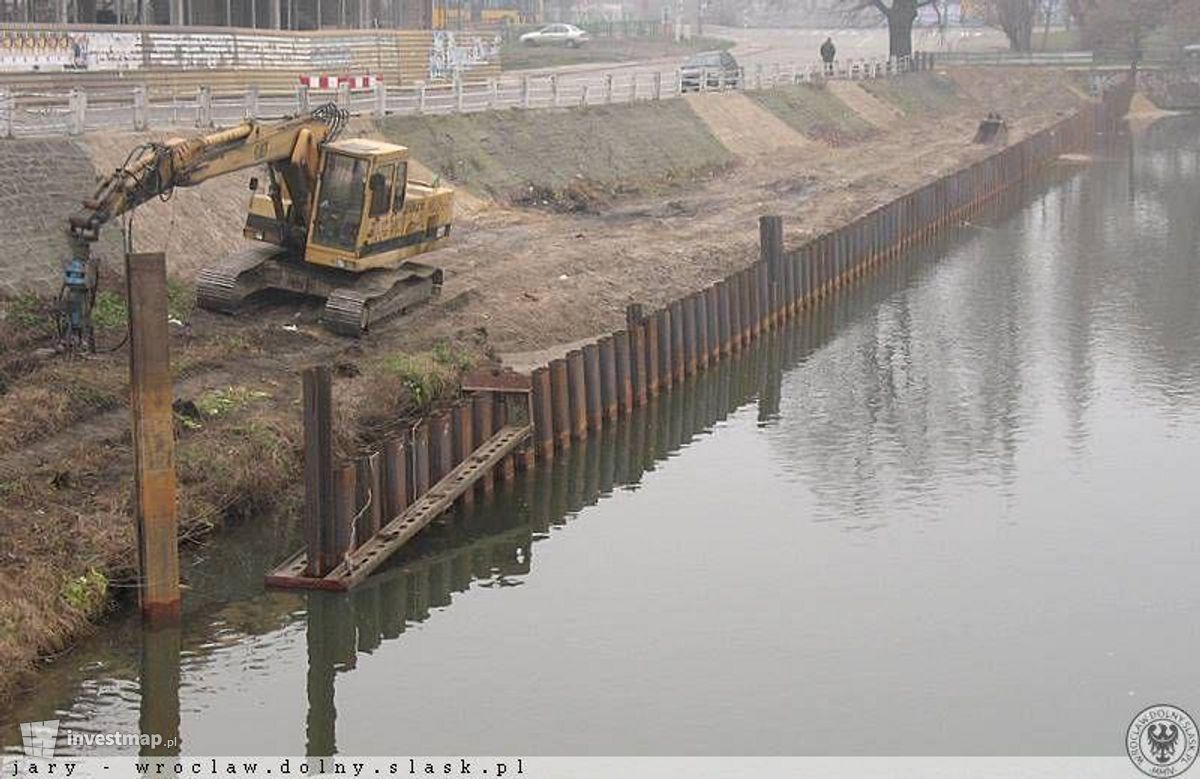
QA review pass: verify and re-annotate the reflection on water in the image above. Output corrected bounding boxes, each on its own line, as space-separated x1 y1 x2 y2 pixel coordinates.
4 331 820 756
5 116 1200 756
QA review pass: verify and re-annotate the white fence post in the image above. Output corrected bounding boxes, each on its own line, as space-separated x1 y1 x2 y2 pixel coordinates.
699 68 707 93
196 86 212 128
373 81 386 119
297 84 309 113
653 71 662 100
336 82 350 110
674 68 682 95
521 75 530 108
69 88 87 135
133 86 147 131
245 85 259 119
605 73 613 104
417 84 427 114
0 90 11 138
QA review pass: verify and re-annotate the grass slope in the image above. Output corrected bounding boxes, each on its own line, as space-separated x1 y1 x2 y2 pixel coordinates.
860 73 966 117
746 83 877 146
380 100 734 210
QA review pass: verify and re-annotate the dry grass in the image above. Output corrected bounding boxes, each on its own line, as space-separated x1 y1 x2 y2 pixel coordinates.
747 82 878 145
0 567 103 705
0 359 127 456
0 316 258 460
0 337 475 707
349 345 473 428
860 73 967 117
0 380 300 706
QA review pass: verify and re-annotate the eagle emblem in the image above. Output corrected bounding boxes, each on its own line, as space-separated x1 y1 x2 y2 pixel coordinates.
1148 722 1182 764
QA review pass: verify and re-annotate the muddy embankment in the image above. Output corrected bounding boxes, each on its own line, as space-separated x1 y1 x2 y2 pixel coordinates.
0 67 1090 706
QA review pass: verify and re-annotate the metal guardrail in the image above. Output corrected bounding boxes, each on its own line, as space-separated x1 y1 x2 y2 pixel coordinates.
0 53 934 138
934 50 1095 66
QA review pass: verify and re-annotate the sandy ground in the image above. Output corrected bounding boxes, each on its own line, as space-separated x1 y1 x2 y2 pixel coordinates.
0 66 1091 705
825 80 905 127
684 91 812 157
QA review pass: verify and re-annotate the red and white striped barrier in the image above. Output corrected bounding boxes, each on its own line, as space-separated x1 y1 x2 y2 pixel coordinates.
300 74 379 90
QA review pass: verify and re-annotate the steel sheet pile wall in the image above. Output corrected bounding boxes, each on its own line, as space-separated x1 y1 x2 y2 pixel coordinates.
267 366 531 590
271 77 1130 591
524 77 1132 463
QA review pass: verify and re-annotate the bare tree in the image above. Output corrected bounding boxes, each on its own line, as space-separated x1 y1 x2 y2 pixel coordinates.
984 0 1041 51
840 0 941 59
1040 0 1061 49
971 0 1042 52
1070 0 1186 62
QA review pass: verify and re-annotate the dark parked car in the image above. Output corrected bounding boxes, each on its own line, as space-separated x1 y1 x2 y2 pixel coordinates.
680 50 741 92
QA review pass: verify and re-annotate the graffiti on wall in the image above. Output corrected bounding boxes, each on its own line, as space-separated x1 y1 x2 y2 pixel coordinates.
0 29 141 72
428 31 501 81
79 32 141 70
310 41 354 71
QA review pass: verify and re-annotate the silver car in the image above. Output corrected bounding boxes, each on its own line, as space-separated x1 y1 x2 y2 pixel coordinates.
519 24 590 48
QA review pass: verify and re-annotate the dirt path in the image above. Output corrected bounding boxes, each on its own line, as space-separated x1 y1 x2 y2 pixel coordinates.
361 77 1070 360
825 80 904 128
683 91 810 157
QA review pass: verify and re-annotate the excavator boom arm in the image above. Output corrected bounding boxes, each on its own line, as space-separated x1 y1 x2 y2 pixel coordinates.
68 104 345 244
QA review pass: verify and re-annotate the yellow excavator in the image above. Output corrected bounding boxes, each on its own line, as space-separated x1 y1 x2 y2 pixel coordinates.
65 103 453 341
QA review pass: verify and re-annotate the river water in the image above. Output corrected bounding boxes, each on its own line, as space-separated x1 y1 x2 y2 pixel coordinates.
5 115 1200 757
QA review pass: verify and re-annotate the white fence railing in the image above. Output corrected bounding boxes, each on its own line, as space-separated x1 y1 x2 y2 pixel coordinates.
0 54 934 138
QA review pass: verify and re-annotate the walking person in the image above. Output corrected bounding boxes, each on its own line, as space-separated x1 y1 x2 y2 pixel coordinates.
820 36 836 76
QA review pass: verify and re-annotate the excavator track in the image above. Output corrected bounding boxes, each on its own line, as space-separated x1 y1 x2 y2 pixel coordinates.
197 245 442 337
322 289 370 336
196 245 293 314
322 263 444 337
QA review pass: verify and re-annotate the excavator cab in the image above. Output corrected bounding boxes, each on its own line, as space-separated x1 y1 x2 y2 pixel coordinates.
311 151 369 252
305 139 453 273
